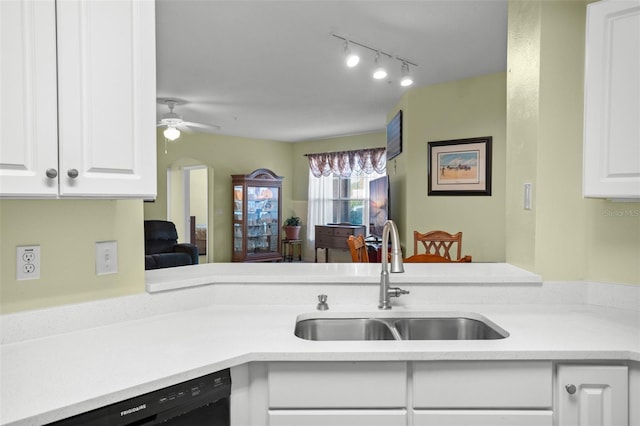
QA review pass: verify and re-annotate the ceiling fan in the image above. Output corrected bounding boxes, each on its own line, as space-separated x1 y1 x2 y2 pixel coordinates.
157 98 220 143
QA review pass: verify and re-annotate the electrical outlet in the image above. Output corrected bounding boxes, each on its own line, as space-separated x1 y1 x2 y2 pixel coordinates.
17 245 40 280
96 241 118 276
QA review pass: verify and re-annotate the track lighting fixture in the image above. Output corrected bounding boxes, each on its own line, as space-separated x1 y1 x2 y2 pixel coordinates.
332 33 418 87
372 51 388 80
163 126 180 141
400 62 413 87
344 40 360 68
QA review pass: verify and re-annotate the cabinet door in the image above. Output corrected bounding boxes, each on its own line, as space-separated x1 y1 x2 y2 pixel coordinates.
0 0 59 197
413 361 552 409
269 409 406 426
413 410 552 426
268 362 406 408
557 365 628 426
56 0 156 198
583 0 640 199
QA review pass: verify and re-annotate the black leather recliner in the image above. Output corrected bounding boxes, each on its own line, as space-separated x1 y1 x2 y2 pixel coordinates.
144 220 199 270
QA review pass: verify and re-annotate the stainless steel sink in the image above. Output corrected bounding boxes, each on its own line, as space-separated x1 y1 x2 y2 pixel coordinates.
294 315 508 341
294 318 396 341
392 317 506 340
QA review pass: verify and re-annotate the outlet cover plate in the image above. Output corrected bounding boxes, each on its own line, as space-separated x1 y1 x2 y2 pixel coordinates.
17 245 40 280
96 241 118 276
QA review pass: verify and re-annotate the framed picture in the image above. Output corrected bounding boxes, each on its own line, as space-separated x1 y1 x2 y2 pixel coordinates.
427 136 492 196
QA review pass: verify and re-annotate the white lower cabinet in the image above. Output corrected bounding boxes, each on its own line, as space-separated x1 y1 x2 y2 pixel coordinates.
412 361 552 408
239 361 629 426
413 410 552 426
267 361 407 425
268 409 407 426
556 364 628 426
268 361 406 408
412 361 553 426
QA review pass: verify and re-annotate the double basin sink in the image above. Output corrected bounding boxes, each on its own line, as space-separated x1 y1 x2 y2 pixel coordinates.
294 313 508 341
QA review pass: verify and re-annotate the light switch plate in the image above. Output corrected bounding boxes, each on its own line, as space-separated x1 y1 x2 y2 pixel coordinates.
524 183 533 210
96 241 118 275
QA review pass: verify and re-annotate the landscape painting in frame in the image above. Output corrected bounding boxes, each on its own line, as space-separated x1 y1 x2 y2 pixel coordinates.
427 136 492 196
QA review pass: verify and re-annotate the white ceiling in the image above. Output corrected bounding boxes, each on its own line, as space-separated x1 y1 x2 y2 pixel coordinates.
155 0 507 142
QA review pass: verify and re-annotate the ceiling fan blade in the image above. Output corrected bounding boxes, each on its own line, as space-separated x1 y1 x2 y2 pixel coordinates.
176 124 194 133
183 121 221 131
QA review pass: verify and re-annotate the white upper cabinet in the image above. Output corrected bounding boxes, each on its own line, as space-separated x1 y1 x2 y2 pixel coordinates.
583 0 640 199
0 0 59 197
0 0 157 198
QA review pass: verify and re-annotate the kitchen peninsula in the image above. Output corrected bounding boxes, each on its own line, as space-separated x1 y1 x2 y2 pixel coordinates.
1 263 639 425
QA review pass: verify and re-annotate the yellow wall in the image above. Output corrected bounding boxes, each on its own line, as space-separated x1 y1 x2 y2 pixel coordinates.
505 0 541 272
145 131 293 262
2 0 638 314
506 0 640 284
397 72 507 261
0 200 145 313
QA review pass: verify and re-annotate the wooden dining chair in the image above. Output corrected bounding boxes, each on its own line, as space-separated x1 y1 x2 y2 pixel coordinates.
347 234 370 263
413 230 468 261
404 253 472 263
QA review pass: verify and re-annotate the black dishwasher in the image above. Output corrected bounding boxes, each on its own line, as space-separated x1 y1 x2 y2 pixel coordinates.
47 369 231 426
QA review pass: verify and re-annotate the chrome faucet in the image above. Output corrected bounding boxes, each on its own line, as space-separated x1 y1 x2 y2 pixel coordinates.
378 220 409 309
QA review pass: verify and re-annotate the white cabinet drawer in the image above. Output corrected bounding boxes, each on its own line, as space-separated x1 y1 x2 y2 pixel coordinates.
413 361 552 408
268 361 406 408
413 410 553 426
269 409 407 426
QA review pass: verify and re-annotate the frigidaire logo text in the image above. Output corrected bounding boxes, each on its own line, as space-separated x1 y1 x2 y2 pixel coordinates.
120 404 146 417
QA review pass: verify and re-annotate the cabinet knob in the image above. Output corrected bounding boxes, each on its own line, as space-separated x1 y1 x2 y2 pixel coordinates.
45 168 58 179
67 169 79 179
566 384 577 395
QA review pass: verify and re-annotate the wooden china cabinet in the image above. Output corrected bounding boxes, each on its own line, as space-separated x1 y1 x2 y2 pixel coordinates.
232 169 283 262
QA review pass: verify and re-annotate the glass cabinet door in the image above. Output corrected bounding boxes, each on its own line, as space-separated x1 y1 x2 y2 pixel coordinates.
231 169 283 262
246 185 279 254
233 185 244 256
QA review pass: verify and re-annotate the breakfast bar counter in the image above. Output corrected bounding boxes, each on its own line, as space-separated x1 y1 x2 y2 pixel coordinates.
1 264 638 425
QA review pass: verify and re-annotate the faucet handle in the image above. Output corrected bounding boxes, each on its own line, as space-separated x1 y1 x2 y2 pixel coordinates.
317 294 329 310
389 287 410 298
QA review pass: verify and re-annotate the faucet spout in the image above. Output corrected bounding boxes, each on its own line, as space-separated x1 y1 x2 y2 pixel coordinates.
378 220 408 309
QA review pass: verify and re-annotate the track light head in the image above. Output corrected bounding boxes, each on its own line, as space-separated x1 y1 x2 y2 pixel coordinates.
373 52 387 80
344 40 360 68
400 62 413 87
373 67 388 79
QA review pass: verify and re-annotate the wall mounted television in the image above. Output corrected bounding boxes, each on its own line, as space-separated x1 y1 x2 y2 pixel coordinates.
386 110 402 160
369 175 389 239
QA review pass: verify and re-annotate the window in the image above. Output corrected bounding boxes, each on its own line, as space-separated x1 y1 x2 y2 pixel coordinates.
307 169 385 241
329 173 384 226
306 147 387 246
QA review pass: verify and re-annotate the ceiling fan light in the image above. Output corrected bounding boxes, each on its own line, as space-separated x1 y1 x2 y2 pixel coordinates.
164 126 180 141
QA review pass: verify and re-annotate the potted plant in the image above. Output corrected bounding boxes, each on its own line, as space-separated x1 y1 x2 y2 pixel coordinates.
283 215 302 240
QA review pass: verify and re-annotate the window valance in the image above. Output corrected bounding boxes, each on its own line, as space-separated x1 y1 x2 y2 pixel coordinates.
307 147 386 178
